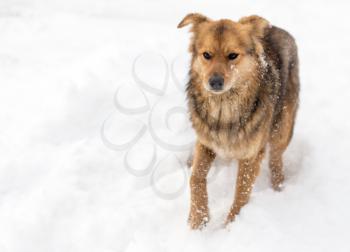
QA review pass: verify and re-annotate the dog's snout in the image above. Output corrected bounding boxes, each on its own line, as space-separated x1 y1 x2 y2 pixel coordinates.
209 74 224 91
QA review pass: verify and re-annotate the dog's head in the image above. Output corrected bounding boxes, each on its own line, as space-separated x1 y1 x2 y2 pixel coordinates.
178 13 270 95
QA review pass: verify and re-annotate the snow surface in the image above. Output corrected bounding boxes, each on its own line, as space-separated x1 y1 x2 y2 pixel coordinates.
1 0 350 251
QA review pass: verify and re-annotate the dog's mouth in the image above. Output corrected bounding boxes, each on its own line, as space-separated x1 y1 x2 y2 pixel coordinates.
204 83 232 95
209 89 226 95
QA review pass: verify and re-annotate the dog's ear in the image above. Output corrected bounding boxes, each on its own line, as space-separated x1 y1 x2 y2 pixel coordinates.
238 15 270 38
177 13 210 29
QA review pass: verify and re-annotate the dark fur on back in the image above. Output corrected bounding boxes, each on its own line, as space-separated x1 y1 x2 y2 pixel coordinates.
264 26 299 127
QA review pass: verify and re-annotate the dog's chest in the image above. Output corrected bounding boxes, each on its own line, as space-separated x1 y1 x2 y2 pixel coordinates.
204 126 254 159
193 99 265 160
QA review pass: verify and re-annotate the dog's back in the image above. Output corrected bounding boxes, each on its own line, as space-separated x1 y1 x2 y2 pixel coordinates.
264 26 300 126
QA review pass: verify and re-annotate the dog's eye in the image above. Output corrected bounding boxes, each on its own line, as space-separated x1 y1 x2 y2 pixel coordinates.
228 53 239 60
203 52 212 60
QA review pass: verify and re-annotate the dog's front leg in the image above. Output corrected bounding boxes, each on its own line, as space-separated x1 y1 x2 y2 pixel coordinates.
225 149 265 225
188 142 216 229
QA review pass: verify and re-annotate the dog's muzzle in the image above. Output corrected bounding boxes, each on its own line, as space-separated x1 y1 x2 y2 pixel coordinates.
208 74 224 91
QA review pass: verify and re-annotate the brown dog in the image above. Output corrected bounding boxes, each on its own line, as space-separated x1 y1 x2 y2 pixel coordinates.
178 13 299 229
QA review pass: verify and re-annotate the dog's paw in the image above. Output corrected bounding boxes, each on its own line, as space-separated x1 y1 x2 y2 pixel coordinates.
272 182 284 191
225 204 243 227
188 210 209 230
224 212 237 227
271 176 285 191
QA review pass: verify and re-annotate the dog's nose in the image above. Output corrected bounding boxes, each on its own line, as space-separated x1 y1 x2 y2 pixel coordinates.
209 74 224 91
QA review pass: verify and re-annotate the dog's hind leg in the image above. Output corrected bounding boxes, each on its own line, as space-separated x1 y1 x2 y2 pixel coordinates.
225 148 265 224
269 143 286 191
186 153 193 169
269 102 297 191
269 103 298 190
269 46 300 191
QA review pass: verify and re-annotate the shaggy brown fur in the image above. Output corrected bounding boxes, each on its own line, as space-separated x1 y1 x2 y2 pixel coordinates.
178 13 299 229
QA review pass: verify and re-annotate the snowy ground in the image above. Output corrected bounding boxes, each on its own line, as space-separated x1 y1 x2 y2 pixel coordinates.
1 0 350 251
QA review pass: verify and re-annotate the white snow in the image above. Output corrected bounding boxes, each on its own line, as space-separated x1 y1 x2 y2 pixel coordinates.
1 0 350 251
